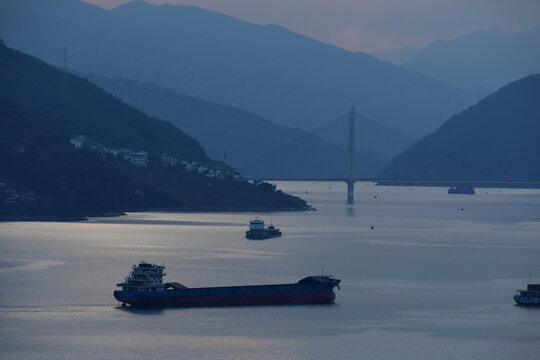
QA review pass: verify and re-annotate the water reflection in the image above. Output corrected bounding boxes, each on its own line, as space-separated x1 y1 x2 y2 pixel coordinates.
116 306 166 315
89 218 240 227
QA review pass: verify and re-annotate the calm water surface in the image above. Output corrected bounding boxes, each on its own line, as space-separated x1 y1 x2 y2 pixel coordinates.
1 182 539 359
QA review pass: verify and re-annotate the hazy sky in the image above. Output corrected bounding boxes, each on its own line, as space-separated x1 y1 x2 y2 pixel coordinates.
84 0 540 52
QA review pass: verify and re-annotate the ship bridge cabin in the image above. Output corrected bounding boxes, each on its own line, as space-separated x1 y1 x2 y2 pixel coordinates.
117 262 167 293
249 219 265 230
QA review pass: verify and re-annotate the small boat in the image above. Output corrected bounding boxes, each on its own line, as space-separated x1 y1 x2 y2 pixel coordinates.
448 183 475 195
114 262 341 308
245 218 282 240
514 283 540 306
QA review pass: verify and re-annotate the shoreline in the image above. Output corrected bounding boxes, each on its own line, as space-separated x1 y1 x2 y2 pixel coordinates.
263 179 540 189
375 180 540 188
0 204 315 223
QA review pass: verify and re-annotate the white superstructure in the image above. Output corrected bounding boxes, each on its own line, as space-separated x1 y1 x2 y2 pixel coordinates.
117 262 166 293
249 219 265 230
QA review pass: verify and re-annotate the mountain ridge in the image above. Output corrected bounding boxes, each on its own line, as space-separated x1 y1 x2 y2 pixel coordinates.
404 28 540 92
242 133 385 180
371 46 421 65
379 74 540 181
0 40 310 220
81 71 401 177
0 0 478 137
78 72 305 170
314 112 413 162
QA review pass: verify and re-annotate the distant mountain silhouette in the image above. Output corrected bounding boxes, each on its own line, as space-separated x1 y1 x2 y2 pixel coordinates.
79 72 304 170
379 74 540 181
0 0 477 138
0 40 309 220
81 72 392 178
313 113 413 162
242 133 385 179
371 46 421 65
404 28 540 92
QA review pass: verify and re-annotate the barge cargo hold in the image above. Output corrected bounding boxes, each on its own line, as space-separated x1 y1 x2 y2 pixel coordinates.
114 262 341 308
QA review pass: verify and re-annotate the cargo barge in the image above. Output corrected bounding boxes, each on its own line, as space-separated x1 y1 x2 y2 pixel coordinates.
114 262 340 307
514 283 540 305
245 218 281 240
448 183 475 194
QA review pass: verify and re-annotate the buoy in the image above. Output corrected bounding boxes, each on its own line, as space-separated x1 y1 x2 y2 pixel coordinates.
460 208 464 211
370 225 374 229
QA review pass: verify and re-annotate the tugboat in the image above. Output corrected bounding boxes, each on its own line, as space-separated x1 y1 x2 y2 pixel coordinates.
448 183 475 195
114 262 341 308
245 218 282 240
514 283 540 306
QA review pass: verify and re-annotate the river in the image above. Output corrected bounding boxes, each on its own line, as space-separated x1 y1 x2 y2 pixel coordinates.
1 181 539 359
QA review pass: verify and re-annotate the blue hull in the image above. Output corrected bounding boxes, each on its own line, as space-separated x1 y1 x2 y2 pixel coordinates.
115 280 339 307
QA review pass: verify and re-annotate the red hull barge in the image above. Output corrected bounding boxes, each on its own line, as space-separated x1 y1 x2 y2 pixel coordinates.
114 262 340 308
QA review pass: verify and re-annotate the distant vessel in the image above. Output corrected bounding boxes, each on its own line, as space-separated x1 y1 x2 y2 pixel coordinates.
514 283 540 305
114 262 341 308
448 183 475 195
245 218 282 240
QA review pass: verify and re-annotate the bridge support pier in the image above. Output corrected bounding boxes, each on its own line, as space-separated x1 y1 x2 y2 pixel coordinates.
347 180 355 204
346 106 355 204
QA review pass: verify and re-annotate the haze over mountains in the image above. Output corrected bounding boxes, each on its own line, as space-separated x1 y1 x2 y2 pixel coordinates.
82 73 403 178
82 72 305 170
313 113 412 162
1 0 538 186
371 46 421 66
242 132 385 179
380 74 540 181
0 0 477 138
403 28 540 93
